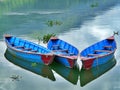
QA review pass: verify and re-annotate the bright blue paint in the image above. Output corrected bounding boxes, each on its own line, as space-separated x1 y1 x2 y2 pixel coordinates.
80 37 117 57
5 36 53 64
48 39 79 55
92 53 114 67
92 57 116 77
8 47 44 63
80 36 117 68
55 56 70 67
47 38 79 67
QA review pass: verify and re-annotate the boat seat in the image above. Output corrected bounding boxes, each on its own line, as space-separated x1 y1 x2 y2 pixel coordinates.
69 53 74 56
104 46 112 48
53 49 68 52
88 54 99 56
52 45 59 47
52 45 59 50
94 50 111 53
30 50 37 52
14 46 24 48
24 48 32 51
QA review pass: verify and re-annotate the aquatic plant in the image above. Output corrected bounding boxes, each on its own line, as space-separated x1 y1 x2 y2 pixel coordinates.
31 32 56 44
46 20 62 27
113 31 119 36
43 33 56 44
91 2 98 8
10 74 22 81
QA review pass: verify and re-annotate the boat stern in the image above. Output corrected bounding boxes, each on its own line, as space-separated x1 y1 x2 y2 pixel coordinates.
81 57 95 70
41 54 55 65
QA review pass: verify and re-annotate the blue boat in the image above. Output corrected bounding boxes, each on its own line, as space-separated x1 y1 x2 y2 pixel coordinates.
80 57 116 86
47 37 79 68
80 36 117 70
4 35 54 65
4 49 56 81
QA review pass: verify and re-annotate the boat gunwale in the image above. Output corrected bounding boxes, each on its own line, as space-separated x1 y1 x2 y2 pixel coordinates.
80 50 116 61
56 54 78 60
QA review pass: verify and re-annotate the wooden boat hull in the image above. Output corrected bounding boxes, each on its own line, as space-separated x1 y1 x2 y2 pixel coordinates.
47 37 79 68
80 57 116 86
81 52 115 69
5 49 56 81
80 36 117 70
54 55 77 68
4 35 54 65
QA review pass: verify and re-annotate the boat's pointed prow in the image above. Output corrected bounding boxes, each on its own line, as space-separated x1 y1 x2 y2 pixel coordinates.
47 37 79 68
107 36 115 40
80 36 117 70
4 34 12 38
50 37 58 40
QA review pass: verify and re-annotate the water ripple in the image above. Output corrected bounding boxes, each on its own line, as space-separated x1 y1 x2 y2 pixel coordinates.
4 11 64 16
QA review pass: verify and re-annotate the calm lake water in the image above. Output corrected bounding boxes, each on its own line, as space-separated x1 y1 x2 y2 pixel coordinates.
0 0 120 90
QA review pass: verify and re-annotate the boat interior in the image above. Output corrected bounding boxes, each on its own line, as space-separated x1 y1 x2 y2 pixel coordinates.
47 38 79 56
81 38 116 57
6 36 51 54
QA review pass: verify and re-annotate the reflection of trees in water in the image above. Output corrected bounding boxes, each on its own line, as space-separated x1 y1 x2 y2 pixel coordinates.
0 0 119 38
0 0 117 16
0 0 35 16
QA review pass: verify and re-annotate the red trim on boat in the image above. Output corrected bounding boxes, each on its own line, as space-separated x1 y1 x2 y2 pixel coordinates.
81 58 95 70
41 55 54 65
107 36 114 40
50 37 58 40
68 59 76 68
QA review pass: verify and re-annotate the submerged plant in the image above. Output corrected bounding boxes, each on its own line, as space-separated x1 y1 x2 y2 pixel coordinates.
46 20 54 27
91 2 98 8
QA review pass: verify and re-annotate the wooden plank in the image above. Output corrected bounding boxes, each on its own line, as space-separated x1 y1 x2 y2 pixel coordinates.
14 46 24 48
94 50 111 53
31 50 37 52
52 45 59 47
53 49 68 52
104 46 112 48
24 48 32 50
88 54 99 56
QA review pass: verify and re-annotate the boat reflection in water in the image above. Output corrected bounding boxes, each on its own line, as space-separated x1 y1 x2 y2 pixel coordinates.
4 49 56 81
50 61 79 85
80 57 116 87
